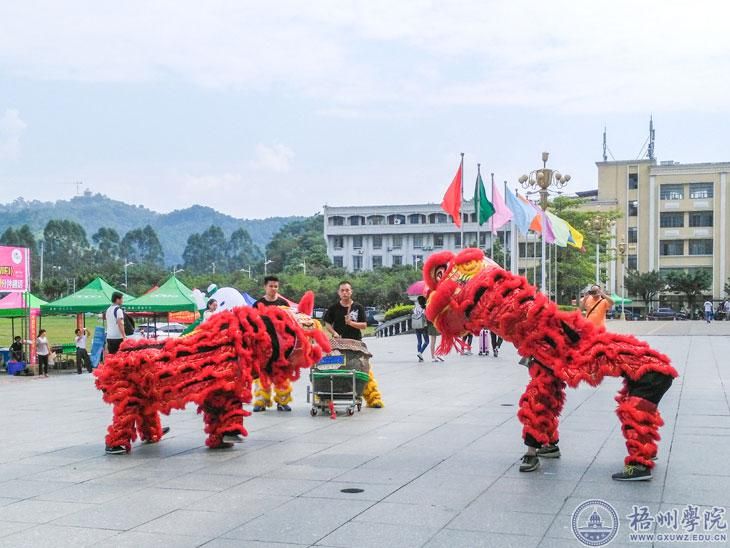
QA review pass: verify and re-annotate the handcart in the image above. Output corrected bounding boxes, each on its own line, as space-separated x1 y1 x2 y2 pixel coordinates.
307 338 371 418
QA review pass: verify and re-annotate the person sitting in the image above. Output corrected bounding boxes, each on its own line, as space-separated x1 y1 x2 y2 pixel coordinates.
10 336 25 362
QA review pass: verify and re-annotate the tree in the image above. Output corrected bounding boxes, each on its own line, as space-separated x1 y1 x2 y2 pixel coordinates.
43 219 90 273
666 270 712 311
92 227 121 262
227 227 262 271
625 270 665 309
182 225 227 274
120 225 164 267
266 215 330 275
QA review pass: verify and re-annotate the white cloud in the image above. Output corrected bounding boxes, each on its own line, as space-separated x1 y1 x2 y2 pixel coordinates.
251 144 295 173
1 1 730 113
0 109 26 160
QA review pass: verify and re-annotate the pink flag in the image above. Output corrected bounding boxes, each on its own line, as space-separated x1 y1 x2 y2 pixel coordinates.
490 182 514 234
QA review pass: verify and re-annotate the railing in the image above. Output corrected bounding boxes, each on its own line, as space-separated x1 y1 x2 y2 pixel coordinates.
375 316 412 337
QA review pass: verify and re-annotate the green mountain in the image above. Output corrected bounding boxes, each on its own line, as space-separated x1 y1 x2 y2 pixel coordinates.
0 193 302 265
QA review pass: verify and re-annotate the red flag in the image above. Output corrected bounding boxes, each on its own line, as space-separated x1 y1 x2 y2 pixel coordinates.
441 162 463 227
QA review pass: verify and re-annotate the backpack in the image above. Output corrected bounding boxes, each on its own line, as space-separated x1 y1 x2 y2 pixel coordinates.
116 306 136 336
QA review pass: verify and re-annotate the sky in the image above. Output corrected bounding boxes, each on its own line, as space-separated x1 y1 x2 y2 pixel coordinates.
2 0 730 219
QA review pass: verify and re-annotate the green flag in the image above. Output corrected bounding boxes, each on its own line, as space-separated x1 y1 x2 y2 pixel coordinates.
474 173 495 225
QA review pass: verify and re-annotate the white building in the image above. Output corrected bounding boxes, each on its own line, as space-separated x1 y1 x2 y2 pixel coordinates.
323 203 512 272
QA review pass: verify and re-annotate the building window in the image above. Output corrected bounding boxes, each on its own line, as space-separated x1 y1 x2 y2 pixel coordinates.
689 183 713 199
333 236 344 250
413 235 423 248
349 215 365 226
689 211 713 227
329 216 344 226
465 233 477 247
392 255 402 266
660 212 684 228
429 213 448 224
352 255 362 271
479 233 487 246
373 235 382 249
660 184 684 200
372 256 382 269
353 236 363 249
408 214 425 224
628 227 637 243
433 234 444 248
333 256 343 268
455 233 462 247
392 235 402 249
628 254 638 269
628 202 638 216
660 240 684 256
689 239 713 255
367 215 385 225
388 214 406 225
628 173 638 190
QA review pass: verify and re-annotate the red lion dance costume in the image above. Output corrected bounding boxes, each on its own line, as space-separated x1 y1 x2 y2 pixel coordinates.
424 249 677 481
95 292 330 453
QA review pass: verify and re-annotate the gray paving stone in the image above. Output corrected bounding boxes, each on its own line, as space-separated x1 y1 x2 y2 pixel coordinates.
103 530 211 547
423 529 542 548
301 480 399 502
0 521 35 539
0 524 118 547
353 501 457 528
317 521 440 547
1 499 93 524
134 509 252 537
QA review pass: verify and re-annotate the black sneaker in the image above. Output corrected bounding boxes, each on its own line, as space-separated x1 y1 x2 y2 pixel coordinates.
105 445 126 455
519 453 540 472
277 404 292 412
612 464 652 481
493 348 499 357
143 426 171 444
211 442 234 449
252 405 266 412
537 444 561 459
222 433 245 444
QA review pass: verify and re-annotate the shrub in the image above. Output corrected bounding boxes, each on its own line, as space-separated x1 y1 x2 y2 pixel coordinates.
384 303 414 321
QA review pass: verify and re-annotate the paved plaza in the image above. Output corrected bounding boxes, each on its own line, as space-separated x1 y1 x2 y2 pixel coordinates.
1 322 729 547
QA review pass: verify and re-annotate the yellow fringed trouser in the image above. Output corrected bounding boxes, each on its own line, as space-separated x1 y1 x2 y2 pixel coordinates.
253 378 292 408
362 367 384 408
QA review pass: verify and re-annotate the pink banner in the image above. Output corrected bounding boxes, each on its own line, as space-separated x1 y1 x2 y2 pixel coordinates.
0 246 30 292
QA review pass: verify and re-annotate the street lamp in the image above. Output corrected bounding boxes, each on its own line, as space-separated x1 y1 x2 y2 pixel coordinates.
518 152 571 295
264 256 273 276
240 266 252 279
414 256 422 270
299 258 307 276
172 267 184 277
211 261 216 275
583 218 613 286
124 261 135 289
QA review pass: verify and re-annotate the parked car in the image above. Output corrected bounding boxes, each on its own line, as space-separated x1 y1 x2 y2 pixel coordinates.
647 307 686 321
365 307 381 327
156 323 187 340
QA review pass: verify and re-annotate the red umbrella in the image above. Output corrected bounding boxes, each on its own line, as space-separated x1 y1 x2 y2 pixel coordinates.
407 280 426 296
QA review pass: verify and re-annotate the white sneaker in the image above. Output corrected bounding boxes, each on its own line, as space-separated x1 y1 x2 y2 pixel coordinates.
222 433 245 444
417 353 424 362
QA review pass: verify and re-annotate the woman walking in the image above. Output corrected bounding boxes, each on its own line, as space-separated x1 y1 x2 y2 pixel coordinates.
37 329 50 377
412 296 429 362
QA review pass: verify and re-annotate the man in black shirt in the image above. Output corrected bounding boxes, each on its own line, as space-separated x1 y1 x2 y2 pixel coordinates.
323 281 366 340
323 281 383 408
252 276 293 413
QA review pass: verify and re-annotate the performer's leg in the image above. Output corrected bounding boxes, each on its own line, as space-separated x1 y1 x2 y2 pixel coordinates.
274 380 293 411
362 367 384 408
105 400 140 453
614 372 673 480
200 390 248 448
253 378 272 411
517 363 565 471
138 404 163 443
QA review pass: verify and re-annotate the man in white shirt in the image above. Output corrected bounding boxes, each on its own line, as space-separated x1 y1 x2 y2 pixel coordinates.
105 292 126 355
75 327 92 374
703 299 714 323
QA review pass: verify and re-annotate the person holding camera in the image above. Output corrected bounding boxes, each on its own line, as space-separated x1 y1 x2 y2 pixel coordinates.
579 285 614 328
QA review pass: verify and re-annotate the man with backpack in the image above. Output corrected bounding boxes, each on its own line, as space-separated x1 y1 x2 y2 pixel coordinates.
105 291 130 355
579 285 614 328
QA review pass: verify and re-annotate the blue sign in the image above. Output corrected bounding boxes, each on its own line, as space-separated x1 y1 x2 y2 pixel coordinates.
90 326 106 368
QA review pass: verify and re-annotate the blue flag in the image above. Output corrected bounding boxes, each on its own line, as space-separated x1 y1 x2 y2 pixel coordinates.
504 187 538 234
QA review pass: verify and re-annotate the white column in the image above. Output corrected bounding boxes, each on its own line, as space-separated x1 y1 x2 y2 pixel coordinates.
720 173 727 299
648 175 656 271
609 224 617 294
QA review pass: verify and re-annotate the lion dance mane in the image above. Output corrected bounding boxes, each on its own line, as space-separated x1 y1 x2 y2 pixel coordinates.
95 292 330 452
424 249 677 468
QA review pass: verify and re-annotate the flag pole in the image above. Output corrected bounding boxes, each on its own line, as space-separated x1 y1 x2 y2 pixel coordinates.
503 181 509 270
460 152 464 249
490 173 495 261
476 163 481 250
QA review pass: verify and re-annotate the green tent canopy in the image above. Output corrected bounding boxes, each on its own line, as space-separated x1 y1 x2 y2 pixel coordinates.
0 292 48 318
41 277 135 314
611 293 633 305
124 276 197 312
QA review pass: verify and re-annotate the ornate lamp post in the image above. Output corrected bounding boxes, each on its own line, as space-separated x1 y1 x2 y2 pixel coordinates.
518 152 571 294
